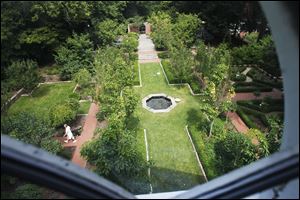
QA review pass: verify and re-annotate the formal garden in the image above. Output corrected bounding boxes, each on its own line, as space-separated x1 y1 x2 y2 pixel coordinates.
1 1 284 198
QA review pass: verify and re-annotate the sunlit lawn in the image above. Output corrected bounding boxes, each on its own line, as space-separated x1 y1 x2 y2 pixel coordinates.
131 62 207 193
7 82 75 118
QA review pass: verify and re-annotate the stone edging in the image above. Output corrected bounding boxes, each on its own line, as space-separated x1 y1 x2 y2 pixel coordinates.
144 129 153 194
142 93 177 113
158 62 203 96
133 62 143 88
21 81 77 97
1 88 25 112
184 125 208 182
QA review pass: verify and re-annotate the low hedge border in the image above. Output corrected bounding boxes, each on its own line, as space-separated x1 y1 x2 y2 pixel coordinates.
237 100 284 113
237 105 269 127
235 86 273 93
236 107 259 129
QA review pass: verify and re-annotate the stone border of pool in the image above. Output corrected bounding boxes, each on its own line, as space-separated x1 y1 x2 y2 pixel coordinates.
142 93 177 113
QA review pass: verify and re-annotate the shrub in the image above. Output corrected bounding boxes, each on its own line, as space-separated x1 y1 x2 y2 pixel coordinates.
14 184 43 199
1 111 62 154
72 68 92 88
5 59 40 92
157 51 169 59
49 102 77 128
96 111 106 121
214 131 257 174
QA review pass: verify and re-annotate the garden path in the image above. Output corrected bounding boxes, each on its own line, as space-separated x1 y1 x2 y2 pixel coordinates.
138 34 160 63
58 103 99 168
233 89 283 101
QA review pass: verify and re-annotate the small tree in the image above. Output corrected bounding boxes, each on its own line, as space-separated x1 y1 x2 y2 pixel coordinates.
173 13 201 47
5 59 40 92
95 19 124 46
169 41 194 83
72 68 92 88
148 11 173 50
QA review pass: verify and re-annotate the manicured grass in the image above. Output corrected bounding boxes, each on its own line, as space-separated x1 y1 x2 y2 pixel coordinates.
133 60 140 86
78 101 91 114
7 82 76 118
132 63 207 193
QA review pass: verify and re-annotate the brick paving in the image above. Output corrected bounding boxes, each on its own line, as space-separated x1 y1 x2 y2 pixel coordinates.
226 112 249 134
232 89 283 101
57 103 99 168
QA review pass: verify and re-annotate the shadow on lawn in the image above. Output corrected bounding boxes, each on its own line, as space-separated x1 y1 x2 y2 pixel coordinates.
150 166 205 193
31 85 51 98
186 108 209 132
111 166 205 195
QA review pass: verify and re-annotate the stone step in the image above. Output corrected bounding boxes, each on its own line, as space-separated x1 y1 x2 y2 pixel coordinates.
139 54 159 60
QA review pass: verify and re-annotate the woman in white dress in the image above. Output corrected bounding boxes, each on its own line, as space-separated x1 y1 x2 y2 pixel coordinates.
63 124 77 143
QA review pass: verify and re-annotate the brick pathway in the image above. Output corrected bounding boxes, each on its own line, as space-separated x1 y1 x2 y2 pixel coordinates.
232 89 283 101
226 112 249 134
57 103 99 168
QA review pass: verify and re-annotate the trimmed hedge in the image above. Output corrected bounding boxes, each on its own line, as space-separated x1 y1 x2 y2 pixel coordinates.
236 107 259 129
235 86 273 93
238 105 269 127
157 51 169 59
231 73 247 82
189 126 220 179
237 99 284 113
253 79 283 89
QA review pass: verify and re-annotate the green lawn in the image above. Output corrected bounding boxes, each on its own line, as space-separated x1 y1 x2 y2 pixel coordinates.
78 101 91 114
7 82 75 118
132 62 207 193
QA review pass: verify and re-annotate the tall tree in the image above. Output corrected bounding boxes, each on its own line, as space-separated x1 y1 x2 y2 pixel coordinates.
55 33 94 80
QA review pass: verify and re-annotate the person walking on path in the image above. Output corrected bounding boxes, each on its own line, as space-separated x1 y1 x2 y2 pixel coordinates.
64 124 77 143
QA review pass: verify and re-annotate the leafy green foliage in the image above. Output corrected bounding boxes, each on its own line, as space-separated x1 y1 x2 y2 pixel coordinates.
81 102 144 177
1 112 62 154
169 42 194 83
266 115 283 153
95 19 125 46
4 59 40 92
247 128 269 157
148 11 173 50
55 33 94 80
244 32 259 44
72 68 92 88
214 131 257 173
14 184 43 199
173 13 201 47
231 35 280 77
49 98 79 128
